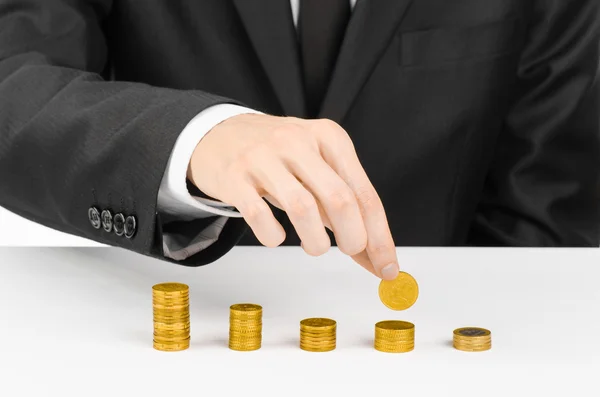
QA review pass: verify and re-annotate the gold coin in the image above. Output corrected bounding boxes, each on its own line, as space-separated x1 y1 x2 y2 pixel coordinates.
229 310 262 315
375 320 414 331
229 338 262 344
453 343 491 352
375 335 415 343
153 309 190 316
154 334 191 343
374 342 414 347
453 338 491 344
153 319 190 325
154 325 191 332
229 346 261 352
229 313 262 317
229 318 262 326
153 316 190 323
229 324 262 332
152 282 189 294
229 323 262 328
378 272 419 311
154 321 190 327
453 327 491 338
155 331 190 339
154 321 190 329
153 296 190 302
374 334 414 340
154 328 190 335
229 338 262 347
152 305 189 312
300 332 336 338
228 338 262 344
375 333 414 340
153 342 190 351
301 333 335 338
229 332 262 338
230 303 262 312
301 343 337 349
229 333 262 338
152 289 189 296
301 335 336 341
300 345 335 352
375 330 414 337
152 293 189 299
300 318 336 329
374 346 415 353
375 339 413 345
152 297 189 303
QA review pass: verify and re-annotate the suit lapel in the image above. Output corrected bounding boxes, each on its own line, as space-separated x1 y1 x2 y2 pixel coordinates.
232 0 307 118
319 0 414 122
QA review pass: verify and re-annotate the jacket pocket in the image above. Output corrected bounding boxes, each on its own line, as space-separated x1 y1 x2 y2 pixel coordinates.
400 17 521 67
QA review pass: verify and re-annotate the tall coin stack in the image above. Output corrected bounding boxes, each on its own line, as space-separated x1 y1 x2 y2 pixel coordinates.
152 283 191 352
374 320 415 353
453 327 492 352
229 304 262 351
299 318 337 352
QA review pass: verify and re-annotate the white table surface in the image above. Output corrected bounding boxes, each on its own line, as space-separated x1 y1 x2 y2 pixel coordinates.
0 246 599 397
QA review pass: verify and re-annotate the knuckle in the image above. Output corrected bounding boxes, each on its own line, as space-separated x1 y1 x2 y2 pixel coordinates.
355 187 381 212
369 242 390 258
317 119 350 141
284 190 317 218
326 188 355 212
241 200 269 223
317 118 342 132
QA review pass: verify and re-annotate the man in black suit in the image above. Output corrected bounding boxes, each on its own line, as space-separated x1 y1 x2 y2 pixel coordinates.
0 1 598 281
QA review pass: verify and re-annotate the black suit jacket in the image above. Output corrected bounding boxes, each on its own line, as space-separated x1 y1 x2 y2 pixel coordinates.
0 0 598 267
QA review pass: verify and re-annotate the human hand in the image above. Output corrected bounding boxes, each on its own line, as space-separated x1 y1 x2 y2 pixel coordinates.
187 113 399 280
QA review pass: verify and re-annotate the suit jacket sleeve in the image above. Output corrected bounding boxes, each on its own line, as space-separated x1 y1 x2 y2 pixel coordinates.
468 0 600 247
0 0 249 265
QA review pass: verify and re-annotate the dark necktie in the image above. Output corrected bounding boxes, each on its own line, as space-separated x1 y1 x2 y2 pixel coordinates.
299 0 351 118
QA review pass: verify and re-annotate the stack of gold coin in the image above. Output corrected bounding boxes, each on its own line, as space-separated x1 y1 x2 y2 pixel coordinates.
299 318 336 352
152 283 190 352
229 303 262 351
453 327 492 352
374 320 415 353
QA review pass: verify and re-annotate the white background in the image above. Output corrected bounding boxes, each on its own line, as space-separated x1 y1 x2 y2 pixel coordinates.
1 239 600 395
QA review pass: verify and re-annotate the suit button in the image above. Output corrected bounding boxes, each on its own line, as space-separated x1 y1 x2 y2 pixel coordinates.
101 210 113 232
124 215 137 239
88 207 101 229
113 213 125 236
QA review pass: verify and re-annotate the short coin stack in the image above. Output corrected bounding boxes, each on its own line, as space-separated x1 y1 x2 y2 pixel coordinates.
229 303 262 351
299 318 336 352
152 282 191 352
374 320 415 353
453 327 492 352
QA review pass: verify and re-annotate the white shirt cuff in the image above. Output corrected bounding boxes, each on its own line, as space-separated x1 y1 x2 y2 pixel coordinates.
157 103 262 221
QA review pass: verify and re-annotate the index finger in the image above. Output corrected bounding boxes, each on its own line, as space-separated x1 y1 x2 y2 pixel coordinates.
316 122 399 280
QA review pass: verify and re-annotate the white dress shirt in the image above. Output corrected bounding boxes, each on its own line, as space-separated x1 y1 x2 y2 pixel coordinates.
157 0 357 260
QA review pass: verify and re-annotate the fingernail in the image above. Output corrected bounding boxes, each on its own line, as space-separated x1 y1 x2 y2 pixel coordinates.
381 263 399 280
